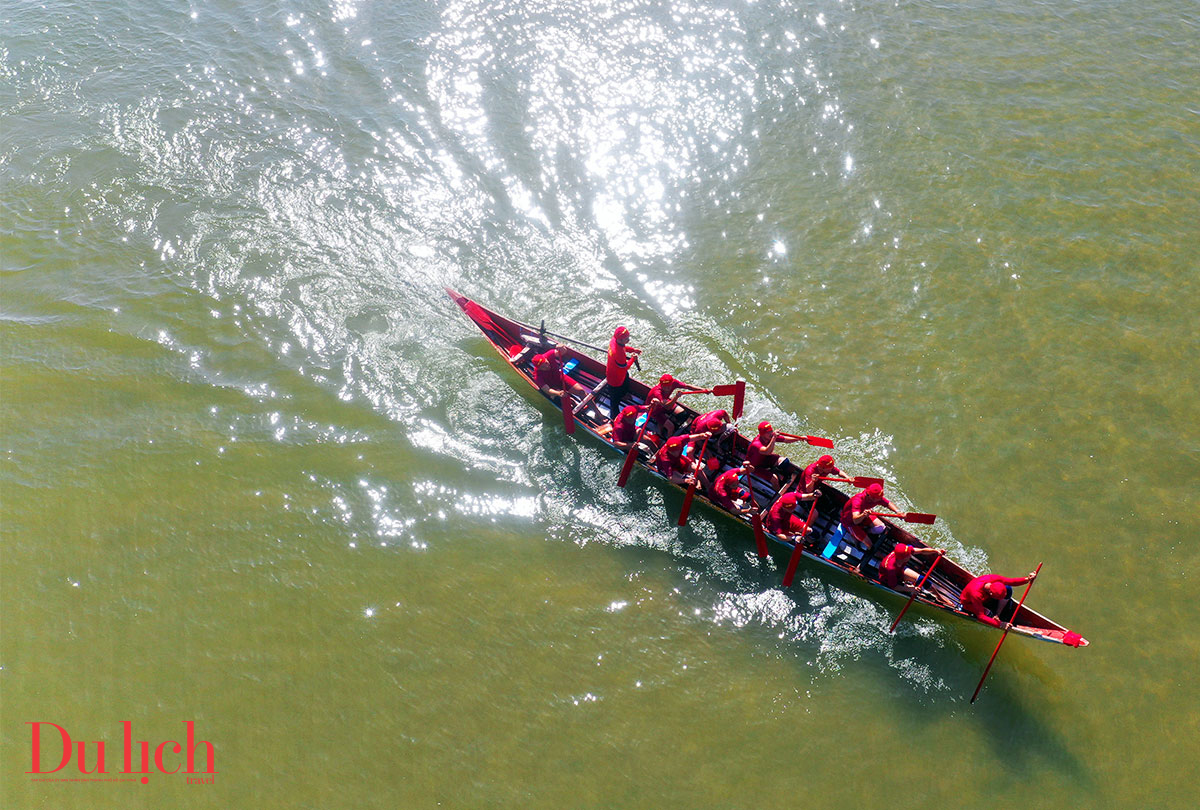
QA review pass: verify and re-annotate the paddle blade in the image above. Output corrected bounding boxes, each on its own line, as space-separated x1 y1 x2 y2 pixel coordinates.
561 394 575 435
752 513 769 558
617 448 638 487
903 512 937 524
732 380 746 420
711 383 738 396
803 435 834 449
678 484 697 526
781 542 804 587
852 476 886 488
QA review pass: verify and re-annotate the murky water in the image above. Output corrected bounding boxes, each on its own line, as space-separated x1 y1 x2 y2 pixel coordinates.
3 1 1197 807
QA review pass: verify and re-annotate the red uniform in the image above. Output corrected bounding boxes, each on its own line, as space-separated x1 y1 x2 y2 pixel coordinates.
878 548 910 589
645 381 679 421
654 437 692 477
606 336 632 386
802 460 841 494
532 349 563 389
766 497 805 536
612 406 643 444
960 575 1026 628
746 435 779 469
692 409 728 434
711 468 749 511
840 490 885 545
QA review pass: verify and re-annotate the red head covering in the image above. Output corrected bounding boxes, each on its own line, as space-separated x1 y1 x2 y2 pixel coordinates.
893 543 913 559
619 405 640 419
779 493 799 508
986 581 1010 599
706 457 721 471
758 421 773 435
660 373 676 386
866 483 884 497
614 326 630 341
818 455 835 466
665 436 686 452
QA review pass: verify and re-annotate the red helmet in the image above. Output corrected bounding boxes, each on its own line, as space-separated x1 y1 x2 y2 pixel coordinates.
986 581 1010 599
758 421 773 434
893 543 913 559
614 326 630 341
660 373 677 386
818 454 835 466
866 483 884 497
779 493 799 508
619 405 640 419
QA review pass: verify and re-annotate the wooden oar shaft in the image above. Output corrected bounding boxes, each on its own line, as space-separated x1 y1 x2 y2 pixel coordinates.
889 552 944 633
538 325 606 355
970 562 1044 704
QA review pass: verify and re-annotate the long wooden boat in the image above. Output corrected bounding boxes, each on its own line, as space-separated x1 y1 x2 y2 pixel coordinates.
447 288 1088 648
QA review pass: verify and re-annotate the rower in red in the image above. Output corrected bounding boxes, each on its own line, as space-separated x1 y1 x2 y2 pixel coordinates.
532 345 589 402
839 482 899 558
601 404 657 456
690 408 735 453
799 454 841 501
877 543 945 591
645 374 694 437
960 570 1038 628
764 492 809 543
710 462 755 516
746 422 803 487
604 326 641 416
653 432 708 485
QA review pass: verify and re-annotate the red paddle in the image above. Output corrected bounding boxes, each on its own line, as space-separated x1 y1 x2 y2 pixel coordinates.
781 496 821 587
889 551 944 632
777 433 834 449
970 563 1044 704
677 435 710 526
820 476 886 488
617 421 651 488
560 372 575 435
870 511 937 525
712 381 747 419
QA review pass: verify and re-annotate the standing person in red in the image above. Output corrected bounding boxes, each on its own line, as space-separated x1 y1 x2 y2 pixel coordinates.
799 454 841 501
532 345 589 401
746 421 803 487
604 326 641 417
710 462 755 516
877 543 945 591
764 492 808 543
960 570 1038 628
839 482 899 556
653 432 708 485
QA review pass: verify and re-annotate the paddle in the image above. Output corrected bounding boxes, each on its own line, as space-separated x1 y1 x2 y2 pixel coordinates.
617 421 651 488
711 381 746 419
970 563 1043 704
889 551 945 632
781 496 821 587
739 469 771 557
870 511 937 525
777 433 835 449
677 435 710 526
819 476 886 488
538 324 605 355
560 372 576 435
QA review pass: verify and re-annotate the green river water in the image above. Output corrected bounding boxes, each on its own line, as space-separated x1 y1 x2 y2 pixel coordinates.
2 1 1198 808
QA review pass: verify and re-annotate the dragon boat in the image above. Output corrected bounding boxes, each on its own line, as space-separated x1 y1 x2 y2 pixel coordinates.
447 288 1088 649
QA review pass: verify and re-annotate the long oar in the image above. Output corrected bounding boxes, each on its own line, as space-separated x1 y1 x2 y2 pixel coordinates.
561 372 576 434
777 432 835 449
538 323 604 354
740 470 771 556
781 496 821 587
617 421 651 487
888 551 944 632
820 476 886 488
970 563 1043 704
870 511 937 525
673 388 714 398
677 435 710 526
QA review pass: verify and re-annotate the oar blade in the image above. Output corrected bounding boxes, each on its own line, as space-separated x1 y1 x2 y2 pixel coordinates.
852 476 886 488
732 380 746 420
678 485 696 526
804 435 834 449
711 383 738 396
903 512 937 525
617 450 637 487
752 512 769 558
